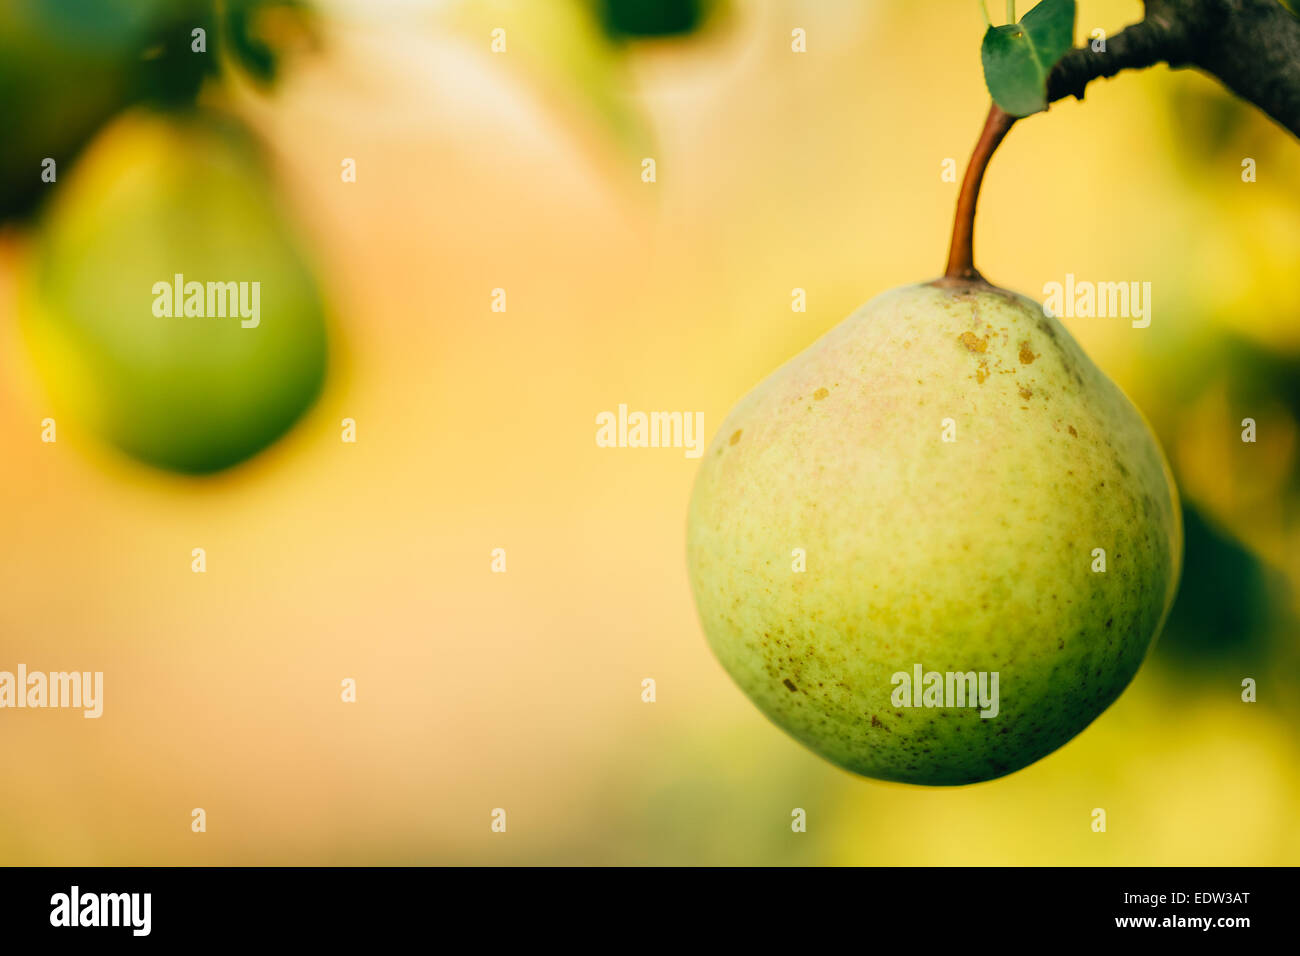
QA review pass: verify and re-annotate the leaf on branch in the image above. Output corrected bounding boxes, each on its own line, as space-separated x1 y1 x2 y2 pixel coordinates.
981 0 1076 116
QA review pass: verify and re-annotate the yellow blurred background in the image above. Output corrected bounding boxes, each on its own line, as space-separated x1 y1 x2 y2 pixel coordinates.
0 0 1297 864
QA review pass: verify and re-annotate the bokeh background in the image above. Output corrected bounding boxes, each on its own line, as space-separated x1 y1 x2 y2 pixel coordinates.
1 0 1297 865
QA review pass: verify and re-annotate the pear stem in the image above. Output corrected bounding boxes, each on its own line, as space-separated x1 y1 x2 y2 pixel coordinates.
943 102 1016 283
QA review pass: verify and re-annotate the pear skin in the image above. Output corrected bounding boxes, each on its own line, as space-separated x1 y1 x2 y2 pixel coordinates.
687 280 1181 785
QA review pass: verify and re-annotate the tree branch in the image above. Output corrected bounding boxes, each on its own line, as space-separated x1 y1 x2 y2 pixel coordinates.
944 0 1297 280
1046 0 1300 139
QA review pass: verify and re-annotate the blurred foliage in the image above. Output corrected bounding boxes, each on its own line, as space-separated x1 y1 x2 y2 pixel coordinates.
1142 329 1300 577
1214 337 1300 428
1156 330 1300 452
223 0 318 86
0 0 315 223
1165 80 1300 186
1155 504 1285 671
448 0 723 162
450 0 651 155
593 0 711 40
0 0 213 220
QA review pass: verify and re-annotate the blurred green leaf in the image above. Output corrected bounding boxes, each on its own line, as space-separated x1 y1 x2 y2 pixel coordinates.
595 0 708 39
222 0 317 87
0 0 211 219
1155 504 1288 670
1185 335 1300 431
981 0 1075 116
12 0 169 49
0 0 313 222
138 7 221 107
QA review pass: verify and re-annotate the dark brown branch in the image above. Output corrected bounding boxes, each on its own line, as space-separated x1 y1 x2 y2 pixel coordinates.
1047 0 1300 139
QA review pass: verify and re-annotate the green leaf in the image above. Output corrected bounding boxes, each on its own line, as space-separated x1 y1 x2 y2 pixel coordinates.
1279 0 1300 20
980 0 1076 117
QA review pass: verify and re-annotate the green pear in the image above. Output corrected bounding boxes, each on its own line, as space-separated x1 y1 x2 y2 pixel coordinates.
22 109 328 474
687 279 1181 785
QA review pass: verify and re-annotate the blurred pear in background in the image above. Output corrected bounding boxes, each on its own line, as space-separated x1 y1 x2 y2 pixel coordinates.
22 110 328 474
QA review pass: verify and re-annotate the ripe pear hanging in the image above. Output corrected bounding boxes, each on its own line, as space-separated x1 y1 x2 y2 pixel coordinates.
687 279 1181 785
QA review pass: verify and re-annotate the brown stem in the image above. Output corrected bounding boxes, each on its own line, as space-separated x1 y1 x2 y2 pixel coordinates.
943 102 1016 283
